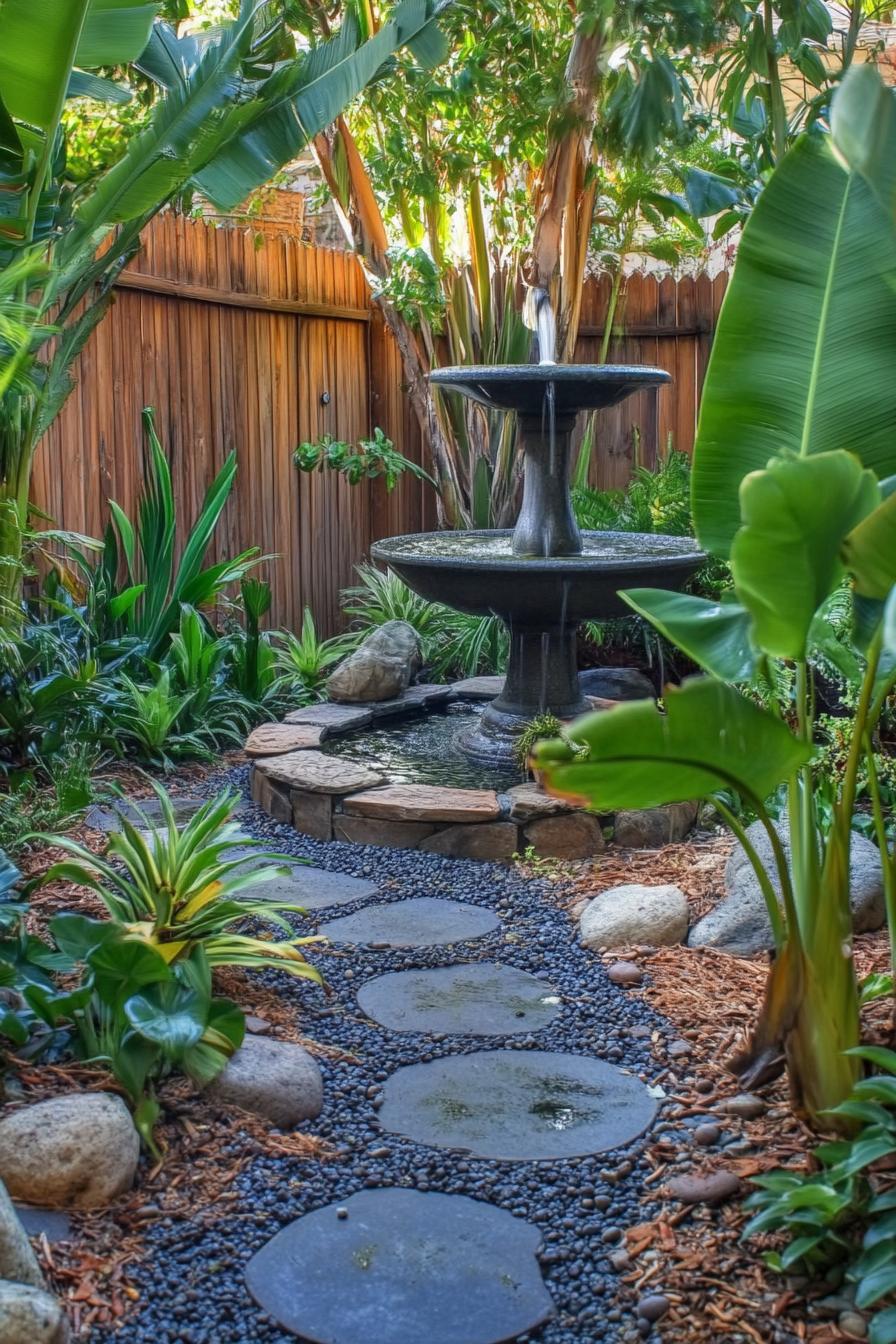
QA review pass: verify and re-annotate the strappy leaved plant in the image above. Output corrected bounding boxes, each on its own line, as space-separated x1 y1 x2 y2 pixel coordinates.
40 786 323 982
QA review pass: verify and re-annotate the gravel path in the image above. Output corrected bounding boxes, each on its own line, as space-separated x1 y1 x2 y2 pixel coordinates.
114 766 675 1344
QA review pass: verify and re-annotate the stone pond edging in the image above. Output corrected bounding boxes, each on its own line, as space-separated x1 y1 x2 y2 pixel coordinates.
248 683 697 860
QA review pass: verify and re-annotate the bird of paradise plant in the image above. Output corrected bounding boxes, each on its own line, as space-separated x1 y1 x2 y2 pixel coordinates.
534 64 896 1131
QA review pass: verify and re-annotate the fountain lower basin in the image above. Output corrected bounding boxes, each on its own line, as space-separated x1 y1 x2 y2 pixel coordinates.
371 529 703 762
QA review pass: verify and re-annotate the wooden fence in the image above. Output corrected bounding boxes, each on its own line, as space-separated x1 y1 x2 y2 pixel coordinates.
34 213 727 634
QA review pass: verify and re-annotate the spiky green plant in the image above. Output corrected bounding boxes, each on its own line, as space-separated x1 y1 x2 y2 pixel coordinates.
40 785 322 982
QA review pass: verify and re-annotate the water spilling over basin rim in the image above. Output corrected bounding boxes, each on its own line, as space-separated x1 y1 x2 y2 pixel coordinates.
371 530 704 627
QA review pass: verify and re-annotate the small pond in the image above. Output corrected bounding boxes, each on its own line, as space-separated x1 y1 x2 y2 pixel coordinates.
320 704 525 793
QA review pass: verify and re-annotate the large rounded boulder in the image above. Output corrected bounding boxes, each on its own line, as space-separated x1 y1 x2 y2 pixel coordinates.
0 1094 139 1209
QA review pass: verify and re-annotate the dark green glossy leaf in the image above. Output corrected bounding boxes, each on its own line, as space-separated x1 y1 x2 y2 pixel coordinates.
621 589 756 682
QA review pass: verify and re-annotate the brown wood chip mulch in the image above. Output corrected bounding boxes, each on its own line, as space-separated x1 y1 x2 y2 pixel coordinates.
555 835 893 1344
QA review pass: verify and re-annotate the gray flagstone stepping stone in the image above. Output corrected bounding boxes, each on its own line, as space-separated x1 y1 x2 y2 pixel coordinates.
86 796 210 832
357 963 562 1036
378 1049 656 1161
244 1187 553 1344
318 897 499 948
224 852 380 911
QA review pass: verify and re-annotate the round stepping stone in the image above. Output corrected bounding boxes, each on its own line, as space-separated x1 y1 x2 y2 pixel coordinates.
245 1187 553 1344
357 963 561 1036
319 897 499 948
378 1049 656 1160
226 853 379 911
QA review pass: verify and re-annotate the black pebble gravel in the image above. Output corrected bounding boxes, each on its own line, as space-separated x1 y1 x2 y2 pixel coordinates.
99 765 678 1344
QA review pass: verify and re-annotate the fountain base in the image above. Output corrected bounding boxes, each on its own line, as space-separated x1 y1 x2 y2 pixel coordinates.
459 624 589 764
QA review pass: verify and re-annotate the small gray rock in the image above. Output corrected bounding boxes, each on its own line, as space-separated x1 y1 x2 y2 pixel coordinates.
0 1094 138 1209
693 1123 721 1147
637 1294 671 1323
326 621 422 704
0 1182 45 1288
720 1093 766 1120
580 884 689 950
205 1036 323 1127
838 1311 868 1339
0 1282 69 1342
244 1015 272 1035
689 817 885 956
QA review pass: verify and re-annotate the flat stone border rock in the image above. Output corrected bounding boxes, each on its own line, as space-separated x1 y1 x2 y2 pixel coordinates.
255 750 383 794
377 1049 656 1161
245 1188 553 1344
343 784 501 823
451 675 505 699
244 722 324 756
283 704 375 734
319 897 500 948
357 963 562 1036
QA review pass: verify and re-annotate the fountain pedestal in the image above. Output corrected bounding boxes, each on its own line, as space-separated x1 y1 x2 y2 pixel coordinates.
461 624 588 763
513 412 581 558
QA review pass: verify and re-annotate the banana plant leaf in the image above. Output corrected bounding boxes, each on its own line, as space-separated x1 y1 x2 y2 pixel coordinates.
621 589 757 682
532 676 813 812
193 0 450 211
842 492 896 601
730 450 880 658
691 131 896 557
831 63 896 225
0 0 155 130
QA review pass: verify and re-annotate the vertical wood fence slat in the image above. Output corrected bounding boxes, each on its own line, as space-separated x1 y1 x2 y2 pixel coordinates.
34 213 726 634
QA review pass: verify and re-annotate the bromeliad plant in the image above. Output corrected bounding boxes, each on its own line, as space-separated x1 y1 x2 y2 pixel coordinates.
534 65 896 1131
39 785 323 982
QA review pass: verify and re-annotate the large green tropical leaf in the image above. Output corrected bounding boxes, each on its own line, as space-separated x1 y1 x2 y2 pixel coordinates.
842 492 896 601
831 63 896 226
193 0 450 210
532 676 812 812
621 589 756 681
730 450 880 658
691 133 896 557
0 0 155 131
0 0 88 130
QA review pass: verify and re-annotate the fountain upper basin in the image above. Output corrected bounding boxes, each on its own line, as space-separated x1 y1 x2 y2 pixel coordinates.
371 530 704 624
430 364 671 416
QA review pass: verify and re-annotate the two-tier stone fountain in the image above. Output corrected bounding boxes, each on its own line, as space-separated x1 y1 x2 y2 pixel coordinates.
372 305 703 765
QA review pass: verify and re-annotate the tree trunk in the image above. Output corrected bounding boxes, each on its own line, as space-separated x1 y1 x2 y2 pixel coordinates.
527 20 605 361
